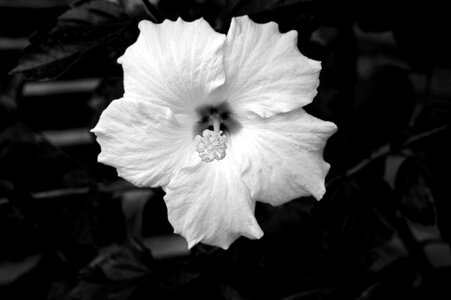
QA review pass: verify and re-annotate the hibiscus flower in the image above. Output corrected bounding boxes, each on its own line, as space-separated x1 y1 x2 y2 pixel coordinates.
91 16 337 249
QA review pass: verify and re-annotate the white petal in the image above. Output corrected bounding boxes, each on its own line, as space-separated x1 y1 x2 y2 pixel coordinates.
230 109 337 205
120 18 226 114
91 97 198 188
164 158 263 249
220 16 321 118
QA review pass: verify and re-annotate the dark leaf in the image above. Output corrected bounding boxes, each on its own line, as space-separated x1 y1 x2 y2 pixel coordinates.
393 4 451 72
119 0 160 20
67 239 202 300
279 288 338 300
359 281 414 300
232 0 314 16
419 267 451 300
351 65 415 153
0 117 126 253
0 75 23 112
234 0 322 37
121 189 152 239
0 191 44 260
157 0 322 36
220 281 247 300
383 155 406 191
0 115 100 192
66 240 153 300
313 176 397 291
353 0 402 32
156 0 206 23
68 279 141 300
404 126 451 244
395 158 436 225
0 254 43 286
352 2 451 71
141 188 174 237
88 76 124 127
10 0 130 80
82 240 153 282
0 252 71 300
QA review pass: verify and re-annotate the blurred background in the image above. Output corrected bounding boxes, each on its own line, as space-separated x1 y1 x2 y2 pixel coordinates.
1 0 451 299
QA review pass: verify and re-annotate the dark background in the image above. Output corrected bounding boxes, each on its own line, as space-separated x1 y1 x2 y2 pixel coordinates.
1 1 451 299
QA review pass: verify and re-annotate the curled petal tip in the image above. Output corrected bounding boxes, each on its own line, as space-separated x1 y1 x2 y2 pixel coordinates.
249 223 264 239
186 238 201 250
137 19 151 27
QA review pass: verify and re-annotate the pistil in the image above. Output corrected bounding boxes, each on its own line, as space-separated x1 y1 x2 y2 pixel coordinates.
195 114 228 162
212 114 220 133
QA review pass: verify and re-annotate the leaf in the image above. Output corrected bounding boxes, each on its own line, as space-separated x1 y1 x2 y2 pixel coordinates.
313 176 397 288
392 4 451 71
383 155 406 190
227 0 314 17
354 4 396 32
351 65 415 152
0 117 127 253
233 0 321 35
122 0 160 19
83 240 153 282
420 267 451 300
88 76 124 127
10 0 130 80
0 190 44 261
220 281 248 300
66 239 200 300
141 235 189 260
0 119 94 192
0 254 43 286
395 158 436 225
121 189 152 239
279 288 337 300
0 75 23 112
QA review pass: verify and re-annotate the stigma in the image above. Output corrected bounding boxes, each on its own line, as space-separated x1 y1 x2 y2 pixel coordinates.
195 114 227 162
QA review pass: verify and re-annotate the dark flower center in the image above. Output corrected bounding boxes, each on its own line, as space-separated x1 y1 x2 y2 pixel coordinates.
194 102 241 135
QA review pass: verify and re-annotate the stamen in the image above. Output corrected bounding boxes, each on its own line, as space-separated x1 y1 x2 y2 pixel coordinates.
195 115 227 162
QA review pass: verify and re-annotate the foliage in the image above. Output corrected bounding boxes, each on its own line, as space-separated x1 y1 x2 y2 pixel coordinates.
9 0 133 80
2 0 451 300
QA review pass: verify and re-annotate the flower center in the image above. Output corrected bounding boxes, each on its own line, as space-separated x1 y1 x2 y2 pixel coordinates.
195 114 227 162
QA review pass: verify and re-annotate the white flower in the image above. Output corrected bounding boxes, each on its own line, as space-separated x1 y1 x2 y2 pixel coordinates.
91 16 337 249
